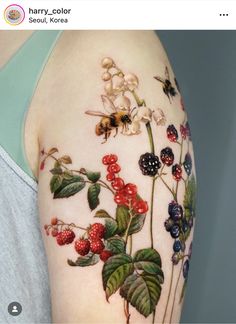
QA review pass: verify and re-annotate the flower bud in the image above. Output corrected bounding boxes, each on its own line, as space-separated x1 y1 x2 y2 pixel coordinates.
153 108 166 126
101 57 114 69
102 72 111 81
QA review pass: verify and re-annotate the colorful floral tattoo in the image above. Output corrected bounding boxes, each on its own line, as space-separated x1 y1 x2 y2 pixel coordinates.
42 57 196 324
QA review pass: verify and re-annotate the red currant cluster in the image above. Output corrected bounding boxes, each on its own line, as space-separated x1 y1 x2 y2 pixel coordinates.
102 154 148 214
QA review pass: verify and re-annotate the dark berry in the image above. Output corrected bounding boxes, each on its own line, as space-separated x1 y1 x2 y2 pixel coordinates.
182 219 189 233
100 250 113 262
183 259 190 278
168 201 183 221
167 125 178 142
183 153 192 176
180 125 187 139
75 239 90 256
160 147 174 166
172 253 180 265
111 177 125 190
164 218 174 232
170 224 180 239
132 200 148 214
139 153 161 177
173 240 182 252
90 239 105 254
124 183 137 197
107 163 121 173
185 122 191 139
172 164 182 181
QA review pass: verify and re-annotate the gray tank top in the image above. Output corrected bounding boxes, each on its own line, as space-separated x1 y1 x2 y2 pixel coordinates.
0 31 61 323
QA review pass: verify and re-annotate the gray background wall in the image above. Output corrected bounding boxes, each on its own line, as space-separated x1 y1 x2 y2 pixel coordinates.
156 31 236 323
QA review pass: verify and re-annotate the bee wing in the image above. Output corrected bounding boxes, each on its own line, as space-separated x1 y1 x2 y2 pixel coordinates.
85 110 110 117
101 95 117 113
165 66 170 80
154 76 165 84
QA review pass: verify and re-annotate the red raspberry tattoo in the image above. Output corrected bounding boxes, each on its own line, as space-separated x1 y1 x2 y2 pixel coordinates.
56 230 75 246
90 240 105 254
100 250 113 262
75 239 90 256
88 223 106 240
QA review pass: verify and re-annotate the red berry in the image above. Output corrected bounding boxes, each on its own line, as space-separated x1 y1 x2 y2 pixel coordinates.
90 239 105 254
75 238 90 256
88 223 106 240
51 217 58 226
180 125 187 139
109 154 118 164
114 192 128 206
51 229 58 237
133 200 149 214
40 161 45 170
100 250 113 262
106 173 115 181
107 163 121 173
102 154 118 165
111 177 125 190
124 183 137 197
56 230 75 246
172 164 182 181
44 225 48 230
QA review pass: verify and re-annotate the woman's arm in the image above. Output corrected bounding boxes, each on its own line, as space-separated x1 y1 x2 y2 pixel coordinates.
36 31 196 323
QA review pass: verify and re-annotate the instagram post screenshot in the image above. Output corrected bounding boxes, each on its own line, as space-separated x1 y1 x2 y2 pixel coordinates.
0 1 235 323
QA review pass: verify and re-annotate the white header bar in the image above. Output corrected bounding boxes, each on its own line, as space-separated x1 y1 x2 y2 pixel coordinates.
0 0 235 30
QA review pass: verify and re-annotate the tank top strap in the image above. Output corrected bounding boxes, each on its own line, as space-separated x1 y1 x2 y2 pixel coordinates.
0 30 62 180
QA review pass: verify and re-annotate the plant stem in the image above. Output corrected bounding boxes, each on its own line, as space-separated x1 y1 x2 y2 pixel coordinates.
146 122 155 154
150 177 156 249
162 263 174 324
169 258 184 323
124 300 131 324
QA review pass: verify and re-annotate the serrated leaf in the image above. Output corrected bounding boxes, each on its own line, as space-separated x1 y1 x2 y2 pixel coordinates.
67 253 99 267
129 214 146 235
104 218 118 239
106 236 125 254
50 175 63 193
133 248 164 283
116 206 146 236
50 167 63 175
87 183 101 210
53 175 85 198
116 206 130 235
48 147 58 155
102 253 134 300
59 155 72 164
120 273 162 318
81 168 101 183
95 210 112 219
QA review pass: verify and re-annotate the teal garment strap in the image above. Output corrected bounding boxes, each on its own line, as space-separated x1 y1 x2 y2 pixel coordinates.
0 30 62 179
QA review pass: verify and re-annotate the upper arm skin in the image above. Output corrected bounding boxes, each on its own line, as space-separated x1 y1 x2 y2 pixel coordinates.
35 31 196 323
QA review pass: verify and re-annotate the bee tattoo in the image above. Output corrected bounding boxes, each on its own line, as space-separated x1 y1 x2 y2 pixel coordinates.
85 95 132 143
154 66 177 102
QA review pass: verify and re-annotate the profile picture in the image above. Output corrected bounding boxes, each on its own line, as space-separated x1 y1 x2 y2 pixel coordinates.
4 4 25 25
